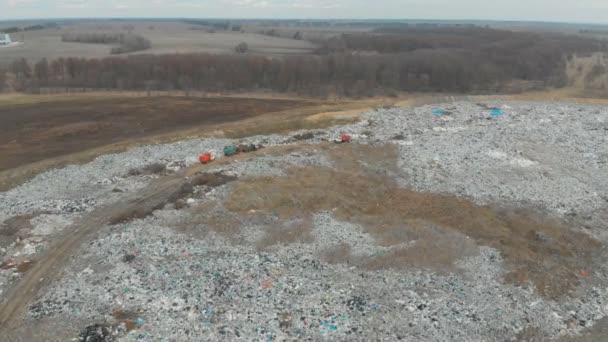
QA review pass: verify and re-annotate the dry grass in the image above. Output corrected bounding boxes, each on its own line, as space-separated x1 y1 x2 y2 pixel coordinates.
225 143 600 298
189 172 237 187
256 217 314 249
321 244 352 265
127 162 167 176
172 200 243 239
363 221 478 271
1 214 34 236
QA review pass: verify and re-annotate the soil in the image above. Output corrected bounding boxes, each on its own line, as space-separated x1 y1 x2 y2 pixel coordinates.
0 96 311 171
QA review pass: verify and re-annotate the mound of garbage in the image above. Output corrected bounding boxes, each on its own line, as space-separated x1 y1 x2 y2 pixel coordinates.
1 101 607 341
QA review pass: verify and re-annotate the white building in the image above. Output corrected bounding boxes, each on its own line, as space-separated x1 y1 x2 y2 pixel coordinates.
0 33 12 46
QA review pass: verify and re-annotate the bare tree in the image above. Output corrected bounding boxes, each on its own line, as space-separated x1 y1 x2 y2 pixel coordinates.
235 42 249 54
0 68 7 93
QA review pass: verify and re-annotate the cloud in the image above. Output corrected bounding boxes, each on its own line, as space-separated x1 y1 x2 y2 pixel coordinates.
6 0 38 8
290 1 341 9
1 0 608 23
59 0 87 8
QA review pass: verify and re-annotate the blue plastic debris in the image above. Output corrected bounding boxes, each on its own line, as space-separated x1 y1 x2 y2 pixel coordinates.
432 109 445 115
320 320 337 333
136 317 144 327
490 109 504 116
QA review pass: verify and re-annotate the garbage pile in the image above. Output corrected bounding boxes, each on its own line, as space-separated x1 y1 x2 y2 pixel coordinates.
0 101 607 341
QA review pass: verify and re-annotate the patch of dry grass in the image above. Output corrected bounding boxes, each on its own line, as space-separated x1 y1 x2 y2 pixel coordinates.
127 162 167 176
256 217 314 249
1 214 35 236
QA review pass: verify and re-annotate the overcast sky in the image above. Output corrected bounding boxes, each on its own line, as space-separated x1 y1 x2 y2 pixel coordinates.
1 0 607 23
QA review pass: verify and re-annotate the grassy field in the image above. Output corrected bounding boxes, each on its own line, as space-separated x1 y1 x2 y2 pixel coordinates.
0 21 317 65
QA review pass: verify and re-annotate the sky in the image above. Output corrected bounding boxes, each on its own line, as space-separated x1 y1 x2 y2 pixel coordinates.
1 0 608 24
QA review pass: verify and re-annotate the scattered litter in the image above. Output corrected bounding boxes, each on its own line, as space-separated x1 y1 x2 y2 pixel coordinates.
79 324 111 342
335 133 351 144
3 101 608 341
432 109 445 115
490 109 504 116
581 270 590 277
320 320 337 334
293 132 315 141
0 259 17 270
136 317 144 327
0 259 34 273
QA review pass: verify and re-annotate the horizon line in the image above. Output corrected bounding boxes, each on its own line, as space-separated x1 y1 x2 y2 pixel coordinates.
0 17 607 26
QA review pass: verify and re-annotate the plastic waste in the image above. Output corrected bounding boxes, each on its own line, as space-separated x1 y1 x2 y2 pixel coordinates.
335 133 351 143
491 109 504 116
135 318 144 327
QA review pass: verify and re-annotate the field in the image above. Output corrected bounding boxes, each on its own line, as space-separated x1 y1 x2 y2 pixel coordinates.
0 21 317 65
0 96 314 171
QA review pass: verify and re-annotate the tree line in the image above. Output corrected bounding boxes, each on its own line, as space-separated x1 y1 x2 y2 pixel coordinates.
1 27 605 97
1 22 60 33
0 51 571 96
62 32 151 54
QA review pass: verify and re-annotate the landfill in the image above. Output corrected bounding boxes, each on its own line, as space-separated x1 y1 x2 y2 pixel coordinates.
0 101 607 341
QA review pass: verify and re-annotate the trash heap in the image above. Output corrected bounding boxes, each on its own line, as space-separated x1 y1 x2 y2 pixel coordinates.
0 101 606 341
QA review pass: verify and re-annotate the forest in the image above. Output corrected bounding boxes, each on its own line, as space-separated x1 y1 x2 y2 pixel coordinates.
1 27 606 97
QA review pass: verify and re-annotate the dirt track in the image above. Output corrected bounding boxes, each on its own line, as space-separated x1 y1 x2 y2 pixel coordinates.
0 144 321 338
0 171 188 336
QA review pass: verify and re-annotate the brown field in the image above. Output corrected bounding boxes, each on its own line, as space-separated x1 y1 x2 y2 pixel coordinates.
0 92 400 191
0 21 317 66
0 96 314 171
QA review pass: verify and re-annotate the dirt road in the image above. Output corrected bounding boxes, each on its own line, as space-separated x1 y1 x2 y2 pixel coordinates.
0 172 188 336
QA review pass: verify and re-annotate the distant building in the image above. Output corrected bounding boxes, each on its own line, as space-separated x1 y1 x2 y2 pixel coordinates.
0 33 12 46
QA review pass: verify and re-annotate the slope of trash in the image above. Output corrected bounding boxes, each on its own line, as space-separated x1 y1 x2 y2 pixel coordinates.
1 101 607 341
